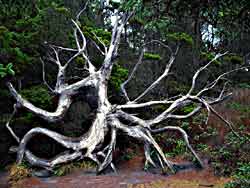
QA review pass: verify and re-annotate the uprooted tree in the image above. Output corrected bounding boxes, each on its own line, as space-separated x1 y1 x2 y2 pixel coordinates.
5 1 245 174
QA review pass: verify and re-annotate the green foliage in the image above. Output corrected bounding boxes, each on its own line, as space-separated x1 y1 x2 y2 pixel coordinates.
0 16 39 75
192 112 209 124
82 26 111 46
54 164 73 176
200 52 221 65
193 125 218 142
0 26 8 36
143 52 161 60
110 0 121 9
208 128 250 177
226 102 250 113
152 104 170 113
196 143 210 152
54 161 96 176
14 11 45 31
54 7 70 16
0 26 13 49
0 25 34 73
120 149 136 161
225 130 250 150
172 140 187 155
75 57 85 65
0 63 15 78
224 54 243 64
180 121 189 130
165 139 187 157
181 104 197 114
120 0 143 11
225 163 250 188
235 163 250 180
167 80 190 95
200 127 218 138
110 64 129 91
20 85 52 109
238 83 250 89
218 147 232 160
0 89 10 98
0 0 72 78
166 32 193 46
145 17 172 33
12 47 32 63
121 151 135 161
130 17 146 26
14 112 40 125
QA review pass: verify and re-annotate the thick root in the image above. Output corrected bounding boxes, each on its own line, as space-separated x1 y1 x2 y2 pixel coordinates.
152 126 204 168
25 150 82 170
17 127 82 164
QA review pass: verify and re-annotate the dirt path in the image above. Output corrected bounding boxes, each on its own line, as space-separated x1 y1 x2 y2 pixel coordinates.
6 157 230 188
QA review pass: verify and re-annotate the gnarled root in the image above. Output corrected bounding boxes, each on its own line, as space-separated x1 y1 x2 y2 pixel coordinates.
12 114 203 176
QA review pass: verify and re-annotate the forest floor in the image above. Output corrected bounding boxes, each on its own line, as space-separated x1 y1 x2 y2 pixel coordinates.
2 155 231 188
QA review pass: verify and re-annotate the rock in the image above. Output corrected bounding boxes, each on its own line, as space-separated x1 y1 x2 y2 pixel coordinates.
32 169 52 178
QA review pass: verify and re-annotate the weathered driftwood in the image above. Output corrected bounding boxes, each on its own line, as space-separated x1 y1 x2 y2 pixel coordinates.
5 2 244 174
